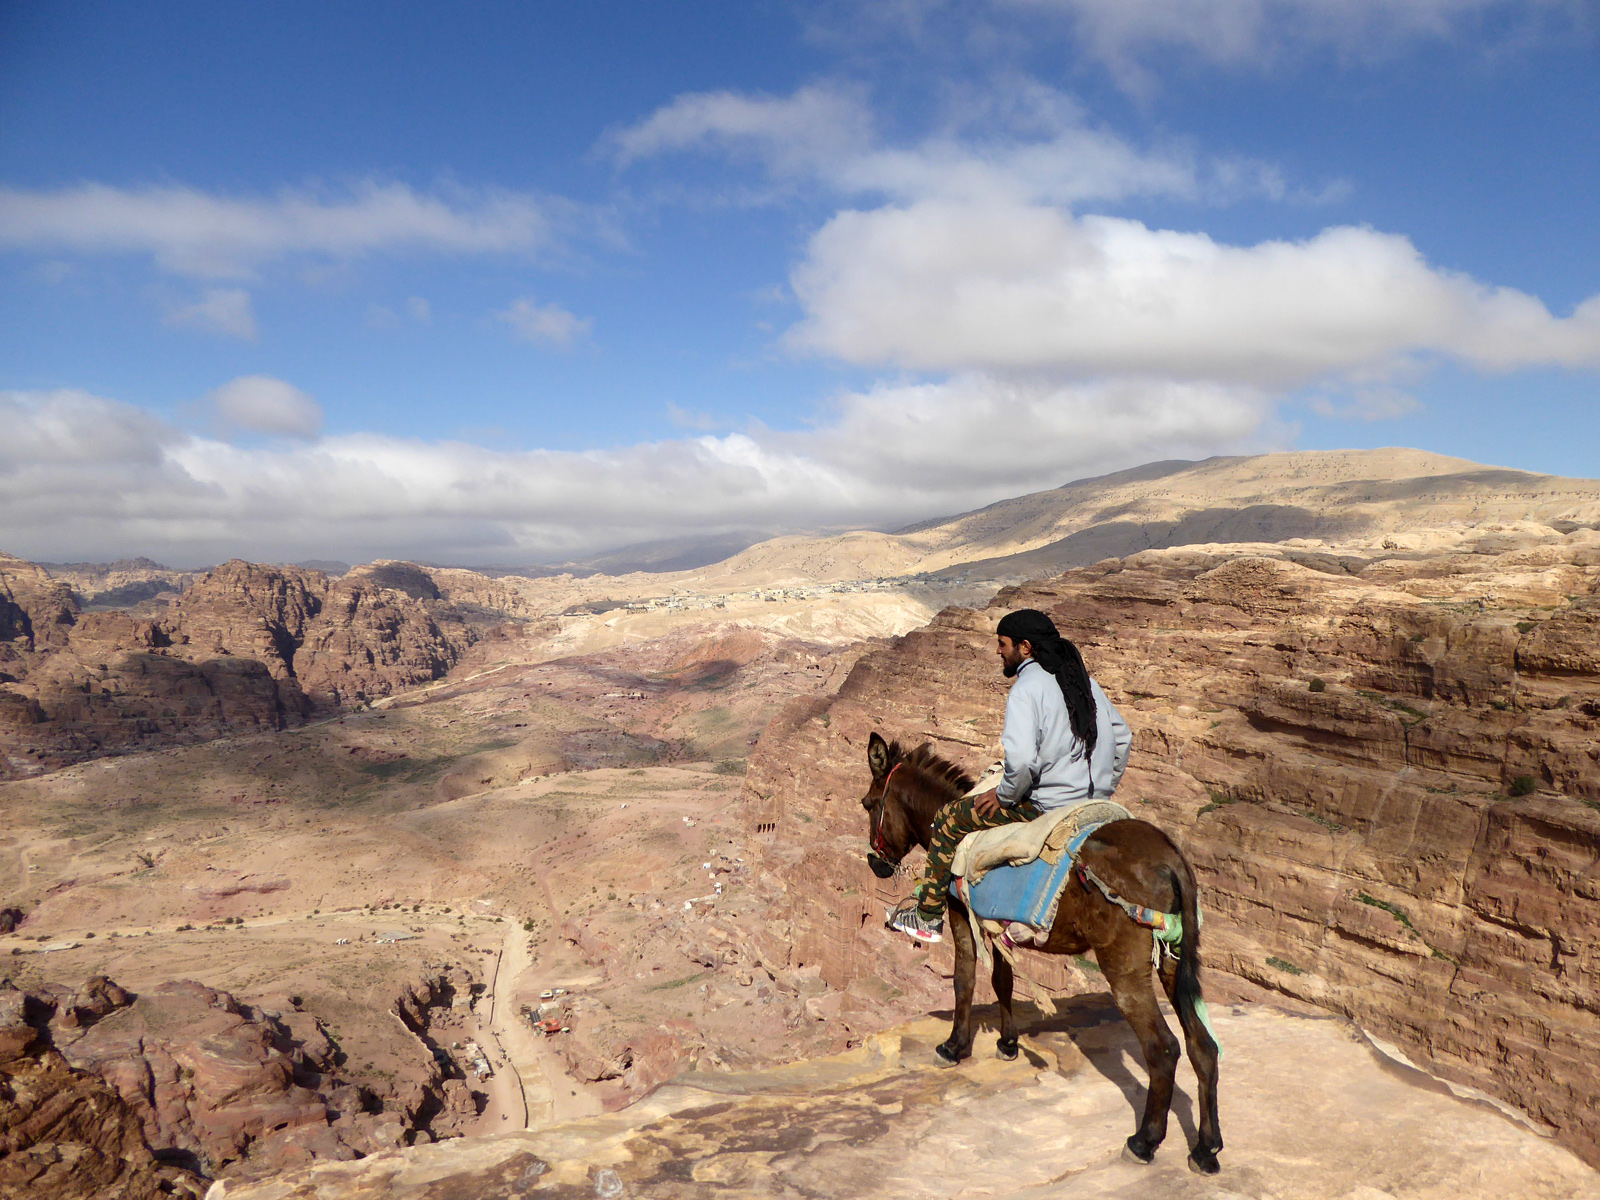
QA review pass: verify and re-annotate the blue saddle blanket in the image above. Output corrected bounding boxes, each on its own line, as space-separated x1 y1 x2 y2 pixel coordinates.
950 824 1102 928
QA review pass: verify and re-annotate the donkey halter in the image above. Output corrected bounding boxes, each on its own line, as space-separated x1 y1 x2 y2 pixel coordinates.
870 762 903 859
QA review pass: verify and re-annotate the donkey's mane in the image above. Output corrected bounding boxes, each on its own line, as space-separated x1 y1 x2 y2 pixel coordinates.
893 740 976 797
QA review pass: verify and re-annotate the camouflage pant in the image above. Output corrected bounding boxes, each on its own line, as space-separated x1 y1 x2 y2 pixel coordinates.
915 796 1042 919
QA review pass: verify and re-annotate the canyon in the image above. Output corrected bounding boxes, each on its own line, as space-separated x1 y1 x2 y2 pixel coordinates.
0 448 1596 1197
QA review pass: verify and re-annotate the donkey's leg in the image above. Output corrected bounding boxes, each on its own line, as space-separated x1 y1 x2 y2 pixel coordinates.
936 895 977 1065
992 947 1019 1060
1159 956 1224 1173
1103 935 1181 1164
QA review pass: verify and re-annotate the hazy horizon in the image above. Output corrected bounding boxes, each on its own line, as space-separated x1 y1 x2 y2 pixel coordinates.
4 2 1599 566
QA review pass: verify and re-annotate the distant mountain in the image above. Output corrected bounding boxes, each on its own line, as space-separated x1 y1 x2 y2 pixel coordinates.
686 448 1600 585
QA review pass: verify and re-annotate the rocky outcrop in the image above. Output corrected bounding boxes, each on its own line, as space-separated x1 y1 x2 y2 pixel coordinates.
0 556 487 777
0 977 196 1199
740 531 1600 1168
0 552 77 652
0 973 451 1188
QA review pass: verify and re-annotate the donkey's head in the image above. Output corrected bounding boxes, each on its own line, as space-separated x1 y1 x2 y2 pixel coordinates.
862 731 913 878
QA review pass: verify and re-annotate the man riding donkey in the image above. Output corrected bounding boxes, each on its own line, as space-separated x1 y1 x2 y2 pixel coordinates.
864 607 1224 1174
885 607 1132 944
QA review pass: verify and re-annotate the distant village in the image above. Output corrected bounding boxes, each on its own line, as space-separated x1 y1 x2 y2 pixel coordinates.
565 573 984 616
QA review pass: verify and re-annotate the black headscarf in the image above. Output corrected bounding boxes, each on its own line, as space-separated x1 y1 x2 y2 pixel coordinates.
997 608 1098 756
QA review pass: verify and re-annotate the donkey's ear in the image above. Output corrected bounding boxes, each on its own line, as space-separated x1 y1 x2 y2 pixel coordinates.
867 731 890 777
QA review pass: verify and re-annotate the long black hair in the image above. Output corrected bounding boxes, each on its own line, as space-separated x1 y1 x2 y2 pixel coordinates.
997 608 1097 755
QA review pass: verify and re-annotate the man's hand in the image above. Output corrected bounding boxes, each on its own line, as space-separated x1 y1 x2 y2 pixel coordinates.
972 788 1003 817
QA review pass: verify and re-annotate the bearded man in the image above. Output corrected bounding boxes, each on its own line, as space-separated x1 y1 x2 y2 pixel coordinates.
886 608 1133 943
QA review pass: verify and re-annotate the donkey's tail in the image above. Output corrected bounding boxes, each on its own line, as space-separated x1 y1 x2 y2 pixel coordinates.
1169 858 1222 1059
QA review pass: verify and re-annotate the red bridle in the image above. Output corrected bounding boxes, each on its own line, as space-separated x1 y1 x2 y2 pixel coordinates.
869 762 903 859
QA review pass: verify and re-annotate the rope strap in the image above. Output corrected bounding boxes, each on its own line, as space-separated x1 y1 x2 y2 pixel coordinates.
1077 864 1186 945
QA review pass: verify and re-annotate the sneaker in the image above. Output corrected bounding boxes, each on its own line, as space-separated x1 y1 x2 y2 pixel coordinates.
886 897 943 943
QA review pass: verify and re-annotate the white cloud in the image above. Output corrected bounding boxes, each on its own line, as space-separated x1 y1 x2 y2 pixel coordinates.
787 200 1600 386
0 381 1275 565
163 287 258 339
1002 0 1576 90
0 181 557 278
405 296 432 323
611 82 877 175
498 297 591 347
207 376 324 438
610 78 1230 207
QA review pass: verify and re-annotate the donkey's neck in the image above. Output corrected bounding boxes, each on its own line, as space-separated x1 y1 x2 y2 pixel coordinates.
900 773 960 849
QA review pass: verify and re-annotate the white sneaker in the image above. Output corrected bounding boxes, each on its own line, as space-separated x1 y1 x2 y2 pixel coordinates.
886 898 944 943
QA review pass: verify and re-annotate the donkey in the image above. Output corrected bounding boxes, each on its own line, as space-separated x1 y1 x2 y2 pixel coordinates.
861 732 1223 1175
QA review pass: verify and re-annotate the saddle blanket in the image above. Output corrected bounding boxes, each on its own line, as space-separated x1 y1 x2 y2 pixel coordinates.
948 799 1131 929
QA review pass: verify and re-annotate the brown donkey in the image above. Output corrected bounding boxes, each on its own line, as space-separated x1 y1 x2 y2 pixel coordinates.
862 732 1223 1175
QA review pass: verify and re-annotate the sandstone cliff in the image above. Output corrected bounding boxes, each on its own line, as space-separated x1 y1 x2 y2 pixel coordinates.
740 527 1600 1168
0 555 487 779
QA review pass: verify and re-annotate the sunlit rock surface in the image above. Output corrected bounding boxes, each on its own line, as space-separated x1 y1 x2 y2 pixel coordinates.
205 1005 1597 1200
740 534 1600 1169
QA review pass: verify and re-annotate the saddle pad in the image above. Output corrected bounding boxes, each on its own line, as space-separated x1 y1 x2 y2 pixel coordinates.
953 798 1132 886
950 830 1101 928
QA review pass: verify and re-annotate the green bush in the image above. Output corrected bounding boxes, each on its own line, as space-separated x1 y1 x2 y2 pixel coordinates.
1508 775 1537 797
1309 678 1326 693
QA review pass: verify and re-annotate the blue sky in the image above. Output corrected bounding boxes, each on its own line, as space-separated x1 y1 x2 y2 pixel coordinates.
2 0 1597 566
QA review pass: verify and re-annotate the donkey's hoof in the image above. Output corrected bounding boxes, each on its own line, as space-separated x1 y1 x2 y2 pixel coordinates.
996 1036 1019 1061
1121 1136 1156 1165
1187 1148 1221 1176
934 1039 966 1066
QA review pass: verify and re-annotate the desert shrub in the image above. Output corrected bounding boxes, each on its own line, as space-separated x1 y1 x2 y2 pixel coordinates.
1309 677 1326 692
1508 775 1537 797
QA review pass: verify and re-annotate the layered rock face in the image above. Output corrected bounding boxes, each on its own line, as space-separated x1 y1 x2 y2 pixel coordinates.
741 529 1600 1167
0 971 469 1193
0 977 192 1199
0 555 482 777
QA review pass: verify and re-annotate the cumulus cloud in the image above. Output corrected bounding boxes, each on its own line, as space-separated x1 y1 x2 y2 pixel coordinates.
0 181 557 278
206 376 324 438
787 200 1600 386
498 297 591 346
0 381 1274 565
162 287 258 339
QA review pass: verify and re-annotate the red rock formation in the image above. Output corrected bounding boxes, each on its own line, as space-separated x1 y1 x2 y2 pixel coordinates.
741 537 1600 1167
0 552 77 652
0 972 472 1186
0 977 200 1198
0 556 482 777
